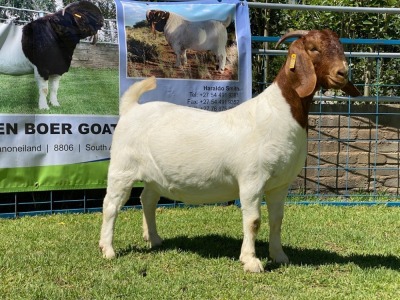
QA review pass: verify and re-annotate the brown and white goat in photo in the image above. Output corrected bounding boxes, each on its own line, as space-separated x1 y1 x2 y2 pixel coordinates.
99 30 360 272
146 10 231 72
0 1 103 110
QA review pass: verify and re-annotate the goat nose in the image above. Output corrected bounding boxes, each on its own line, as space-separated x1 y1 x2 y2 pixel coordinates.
336 61 349 78
336 68 347 78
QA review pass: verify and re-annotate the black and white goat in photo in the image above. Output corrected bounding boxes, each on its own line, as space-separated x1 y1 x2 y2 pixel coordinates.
99 29 361 272
0 1 103 110
146 9 231 73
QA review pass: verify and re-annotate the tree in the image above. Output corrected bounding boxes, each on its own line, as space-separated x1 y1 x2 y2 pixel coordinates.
250 0 400 97
0 0 115 19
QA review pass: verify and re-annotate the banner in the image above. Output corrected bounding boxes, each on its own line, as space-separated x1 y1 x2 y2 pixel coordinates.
0 0 251 193
0 3 118 192
115 0 252 110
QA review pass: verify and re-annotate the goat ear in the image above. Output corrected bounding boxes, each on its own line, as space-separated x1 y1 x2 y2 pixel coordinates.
287 40 317 98
341 81 361 97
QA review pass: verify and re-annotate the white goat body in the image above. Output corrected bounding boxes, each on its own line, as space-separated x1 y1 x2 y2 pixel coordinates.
100 29 360 272
146 10 231 72
116 77 306 204
0 22 33 75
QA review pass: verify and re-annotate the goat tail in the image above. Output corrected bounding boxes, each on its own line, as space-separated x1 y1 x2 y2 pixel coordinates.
119 76 157 115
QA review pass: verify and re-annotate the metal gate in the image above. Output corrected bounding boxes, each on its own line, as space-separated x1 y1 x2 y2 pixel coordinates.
1 2 400 218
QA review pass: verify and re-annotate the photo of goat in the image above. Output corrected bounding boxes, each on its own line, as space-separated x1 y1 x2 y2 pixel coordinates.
146 9 231 73
0 1 104 111
124 5 238 80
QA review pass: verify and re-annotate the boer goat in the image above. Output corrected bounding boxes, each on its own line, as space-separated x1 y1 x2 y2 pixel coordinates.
146 10 231 73
99 30 361 272
0 1 103 110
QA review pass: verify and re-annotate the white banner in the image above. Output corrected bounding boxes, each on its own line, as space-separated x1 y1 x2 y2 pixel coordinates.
115 0 252 110
0 0 251 192
0 114 116 168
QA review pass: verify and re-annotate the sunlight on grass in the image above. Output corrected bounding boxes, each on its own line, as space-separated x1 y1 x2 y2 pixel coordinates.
0 67 119 115
0 205 399 299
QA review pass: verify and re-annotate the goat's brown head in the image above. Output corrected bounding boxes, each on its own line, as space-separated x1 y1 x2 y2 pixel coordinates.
62 1 104 41
276 29 361 98
146 10 170 34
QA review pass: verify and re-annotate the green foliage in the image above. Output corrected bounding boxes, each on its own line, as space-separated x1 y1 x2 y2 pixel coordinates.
0 0 116 19
250 0 400 97
0 0 55 11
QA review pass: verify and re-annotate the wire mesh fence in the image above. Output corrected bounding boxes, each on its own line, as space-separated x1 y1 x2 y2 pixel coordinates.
1 2 400 218
250 3 400 205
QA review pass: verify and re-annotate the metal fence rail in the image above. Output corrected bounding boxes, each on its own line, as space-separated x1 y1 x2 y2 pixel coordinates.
1 2 399 218
250 3 400 205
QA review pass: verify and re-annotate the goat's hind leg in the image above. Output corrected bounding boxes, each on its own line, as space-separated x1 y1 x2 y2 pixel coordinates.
141 186 163 247
99 174 134 259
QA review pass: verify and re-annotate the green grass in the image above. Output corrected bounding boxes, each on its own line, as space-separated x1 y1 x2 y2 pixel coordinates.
1 205 399 299
0 67 119 115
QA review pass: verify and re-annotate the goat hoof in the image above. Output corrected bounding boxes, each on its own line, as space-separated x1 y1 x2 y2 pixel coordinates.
99 244 116 259
242 258 264 273
150 236 164 248
270 252 289 265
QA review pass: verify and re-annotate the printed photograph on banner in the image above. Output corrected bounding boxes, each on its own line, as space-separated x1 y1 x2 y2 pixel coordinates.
0 1 118 115
0 1 120 192
122 2 238 80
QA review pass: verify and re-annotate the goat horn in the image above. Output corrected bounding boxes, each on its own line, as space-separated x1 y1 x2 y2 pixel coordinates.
62 1 74 16
275 30 310 49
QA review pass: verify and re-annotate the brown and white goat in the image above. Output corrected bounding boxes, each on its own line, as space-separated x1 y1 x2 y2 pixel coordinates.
0 1 103 110
146 10 231 72
99 30 360 272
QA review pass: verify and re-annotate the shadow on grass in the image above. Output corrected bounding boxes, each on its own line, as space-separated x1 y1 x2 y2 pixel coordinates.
119 234 400 272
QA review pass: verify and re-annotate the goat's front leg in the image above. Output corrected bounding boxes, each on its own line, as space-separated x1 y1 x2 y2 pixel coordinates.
141 186 163 247
182 49 188 65
265 186 290 264
216 50 227 73
34 68 49 110
172 44 183 67
49 75 61 107
239 189 264 272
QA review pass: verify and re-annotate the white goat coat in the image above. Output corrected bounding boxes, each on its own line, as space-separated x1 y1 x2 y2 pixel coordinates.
109 82 307 203
161 12 229 71
164 12 229 52
0 22 33 75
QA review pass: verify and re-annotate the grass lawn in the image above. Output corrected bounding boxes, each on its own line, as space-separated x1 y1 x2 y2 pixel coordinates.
0 205 399 299
0 67 119 115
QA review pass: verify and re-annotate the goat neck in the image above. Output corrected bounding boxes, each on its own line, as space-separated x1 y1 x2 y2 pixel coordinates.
273 43 317 129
